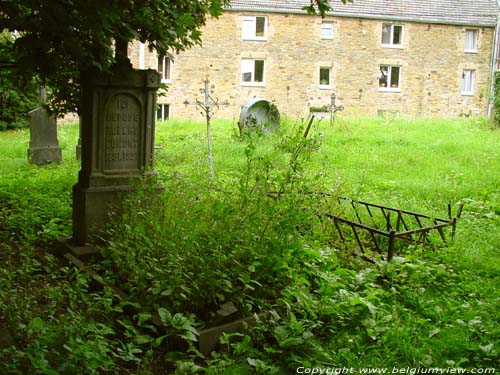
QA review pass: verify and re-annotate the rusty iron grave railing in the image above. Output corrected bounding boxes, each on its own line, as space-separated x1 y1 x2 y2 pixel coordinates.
324 197 464 261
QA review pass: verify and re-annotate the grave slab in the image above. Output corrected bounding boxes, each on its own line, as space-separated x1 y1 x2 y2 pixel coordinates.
27 107 62 165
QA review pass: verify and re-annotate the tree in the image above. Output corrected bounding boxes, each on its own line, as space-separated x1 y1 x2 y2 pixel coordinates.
0 0 334 117
0 30 39 129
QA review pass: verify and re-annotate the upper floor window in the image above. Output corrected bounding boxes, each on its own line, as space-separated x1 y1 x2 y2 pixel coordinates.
242 16 267 40
319 67 331 88
379 65 401 91
158 55 172 83
382 24 403 47
321 22 334 39
461 69 474 95
465 29 478 52
241 59 265 86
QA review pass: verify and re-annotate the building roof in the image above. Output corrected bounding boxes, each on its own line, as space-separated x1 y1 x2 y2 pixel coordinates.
227 0 500 27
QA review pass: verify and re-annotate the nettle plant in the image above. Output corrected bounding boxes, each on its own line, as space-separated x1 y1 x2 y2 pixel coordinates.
103 122 330 322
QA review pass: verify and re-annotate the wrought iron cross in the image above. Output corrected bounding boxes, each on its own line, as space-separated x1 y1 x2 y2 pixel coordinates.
184 77 229 178
328 92 344 126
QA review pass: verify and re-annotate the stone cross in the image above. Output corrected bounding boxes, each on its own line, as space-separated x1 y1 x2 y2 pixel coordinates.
184 77 229 178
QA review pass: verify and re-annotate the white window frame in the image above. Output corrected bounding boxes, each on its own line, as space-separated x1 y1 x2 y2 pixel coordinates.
242 16 267 41
241 59 265 86
156 104 170 121
157 55 172 83
321 22 334 39
465 29 478 53
461 69 474 95
379 65 401 92
319 67 331 89
381 24 404 48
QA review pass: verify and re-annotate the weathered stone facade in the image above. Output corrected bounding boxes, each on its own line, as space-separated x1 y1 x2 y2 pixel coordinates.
129 11 495 119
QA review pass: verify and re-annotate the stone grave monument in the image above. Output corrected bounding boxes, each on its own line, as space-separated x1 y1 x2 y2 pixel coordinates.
238 98 280 135
72 56 161 245
27 97 62 165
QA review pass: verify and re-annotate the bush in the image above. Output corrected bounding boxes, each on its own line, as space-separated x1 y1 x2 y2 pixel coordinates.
493 71 500 127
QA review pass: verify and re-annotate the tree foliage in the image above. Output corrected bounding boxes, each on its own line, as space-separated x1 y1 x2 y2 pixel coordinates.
0 0 334 116
0 30 39 130
494 71 500 127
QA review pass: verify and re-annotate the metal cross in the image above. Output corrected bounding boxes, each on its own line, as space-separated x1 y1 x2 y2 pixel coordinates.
328 92 344 126
184 77 229 178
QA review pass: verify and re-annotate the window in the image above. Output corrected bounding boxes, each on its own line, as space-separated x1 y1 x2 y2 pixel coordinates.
461 69 474 95
465 29 478 52
157 55 172 82
156 104 170 121
382 24 403 47
242 16 267 40
321 22 334 39
319 67 331 88
241 59 265 86
379 65 401 91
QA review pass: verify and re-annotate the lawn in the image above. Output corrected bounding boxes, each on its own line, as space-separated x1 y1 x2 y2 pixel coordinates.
0 116 499 374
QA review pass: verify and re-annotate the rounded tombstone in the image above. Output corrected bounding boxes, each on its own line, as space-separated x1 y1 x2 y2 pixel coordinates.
238 98 280 135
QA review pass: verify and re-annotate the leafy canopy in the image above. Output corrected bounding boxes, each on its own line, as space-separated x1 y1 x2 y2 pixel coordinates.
0 0 334 116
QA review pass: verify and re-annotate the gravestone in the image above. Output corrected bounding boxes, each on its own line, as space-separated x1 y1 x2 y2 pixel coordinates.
238 98 280 135
72 59 161 244
27 107 62 164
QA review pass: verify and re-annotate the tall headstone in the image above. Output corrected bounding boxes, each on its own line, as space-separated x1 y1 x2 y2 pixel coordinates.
27 107 62 165
72 60 161 244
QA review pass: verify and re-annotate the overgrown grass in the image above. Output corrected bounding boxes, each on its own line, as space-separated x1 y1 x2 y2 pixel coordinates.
0 116 499 373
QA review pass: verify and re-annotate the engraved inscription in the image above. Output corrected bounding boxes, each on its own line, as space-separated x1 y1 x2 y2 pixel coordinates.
104 94 140 170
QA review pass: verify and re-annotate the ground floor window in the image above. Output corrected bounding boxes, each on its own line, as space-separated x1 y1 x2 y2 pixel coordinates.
461 69 474 95
156 104 170 121
379 65 401 91
319 67 331 88
241 59 265 86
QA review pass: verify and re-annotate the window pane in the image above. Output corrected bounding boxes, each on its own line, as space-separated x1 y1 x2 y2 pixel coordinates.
320 68 330 85
156 106 163 121
256 17 265 37
254 60 264 82
393 26 402 45
158 56 164 79
242 17 254 39
164 58 171 80
241 59 253 82
390 66 400 87
379 65 388 87
321 23 333 39
465 30 477 51
382 24 391 44
462 70 473 93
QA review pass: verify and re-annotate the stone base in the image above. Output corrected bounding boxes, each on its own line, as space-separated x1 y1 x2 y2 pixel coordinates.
73 184 133 245
56 236 101 261
28 147 62 165
72 183 163 245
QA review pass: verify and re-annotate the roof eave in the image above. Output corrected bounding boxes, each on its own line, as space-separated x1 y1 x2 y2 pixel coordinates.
225 6 497 28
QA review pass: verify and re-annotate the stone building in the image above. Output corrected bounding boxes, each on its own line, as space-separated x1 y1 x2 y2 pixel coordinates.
128 0 500 120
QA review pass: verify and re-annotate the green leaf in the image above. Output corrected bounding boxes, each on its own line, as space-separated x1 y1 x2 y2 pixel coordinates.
158 307 172 326
28 317 46 333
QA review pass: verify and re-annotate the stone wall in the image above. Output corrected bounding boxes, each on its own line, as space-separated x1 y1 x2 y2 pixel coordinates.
128 12 495 119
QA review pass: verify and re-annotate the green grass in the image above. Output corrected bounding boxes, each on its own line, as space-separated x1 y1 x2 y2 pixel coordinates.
1 116 499 373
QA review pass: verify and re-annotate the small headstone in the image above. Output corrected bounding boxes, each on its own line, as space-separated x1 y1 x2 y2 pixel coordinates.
27 107 62 165
238 98 280 135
